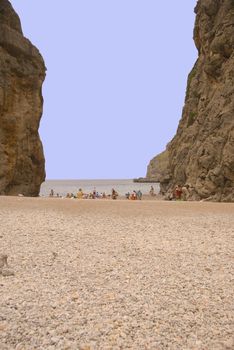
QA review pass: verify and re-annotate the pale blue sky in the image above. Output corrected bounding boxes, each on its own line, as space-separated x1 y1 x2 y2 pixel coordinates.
11 0 197 179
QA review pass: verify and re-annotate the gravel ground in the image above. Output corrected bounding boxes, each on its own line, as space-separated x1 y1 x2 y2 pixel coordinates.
0 197 233 349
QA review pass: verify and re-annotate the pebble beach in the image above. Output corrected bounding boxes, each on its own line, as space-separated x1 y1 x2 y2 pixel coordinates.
0 196 233 350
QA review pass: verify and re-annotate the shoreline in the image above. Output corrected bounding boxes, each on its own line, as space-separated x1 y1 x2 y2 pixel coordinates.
2 193 234 204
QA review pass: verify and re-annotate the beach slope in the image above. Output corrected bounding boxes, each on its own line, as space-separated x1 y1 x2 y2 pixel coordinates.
0 197 233 349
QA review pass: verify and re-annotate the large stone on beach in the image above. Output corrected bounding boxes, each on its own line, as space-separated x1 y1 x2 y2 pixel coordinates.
0 253 14 276
1 266 14 276
0 253 8 270
146 0 234 202
0 0 46 196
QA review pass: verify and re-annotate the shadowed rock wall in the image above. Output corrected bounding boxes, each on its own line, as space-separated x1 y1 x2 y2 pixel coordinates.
0 0 46 196
147 0 234 202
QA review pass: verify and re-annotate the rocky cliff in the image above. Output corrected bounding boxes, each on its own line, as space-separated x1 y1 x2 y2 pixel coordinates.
0 0 46 196
147 0 234 202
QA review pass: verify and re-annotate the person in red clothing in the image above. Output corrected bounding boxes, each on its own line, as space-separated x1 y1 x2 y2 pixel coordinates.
174 185 182 200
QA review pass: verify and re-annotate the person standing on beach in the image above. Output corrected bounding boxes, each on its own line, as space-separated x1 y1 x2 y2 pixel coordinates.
77 188 83 199
182 185 190 201
112 188 118 199
175 185 182 200
137 190 142 200
125 192 130 199
149 186 155 196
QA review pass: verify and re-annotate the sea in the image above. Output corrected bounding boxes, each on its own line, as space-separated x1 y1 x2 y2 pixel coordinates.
40 179 160 197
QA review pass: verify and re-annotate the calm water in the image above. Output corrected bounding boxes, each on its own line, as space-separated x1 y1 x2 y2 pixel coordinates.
40 179 160 197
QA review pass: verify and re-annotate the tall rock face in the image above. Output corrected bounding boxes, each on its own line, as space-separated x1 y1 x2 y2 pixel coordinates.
146 150 170 183
0 0 46 196
147 0 234 202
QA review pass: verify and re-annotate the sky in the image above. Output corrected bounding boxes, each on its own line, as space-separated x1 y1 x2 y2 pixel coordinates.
11 0 198 179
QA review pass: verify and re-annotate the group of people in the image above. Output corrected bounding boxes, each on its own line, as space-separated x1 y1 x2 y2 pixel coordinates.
166 184 190 201
49 189 60 198
125 190 142 200
66 188 143 200
49 187 149 200
49 188 119 200
49 184 191 201
66 188 113 199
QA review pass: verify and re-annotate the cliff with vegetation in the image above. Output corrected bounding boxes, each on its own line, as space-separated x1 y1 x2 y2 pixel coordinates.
0 0 46 196
147 0 234 201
